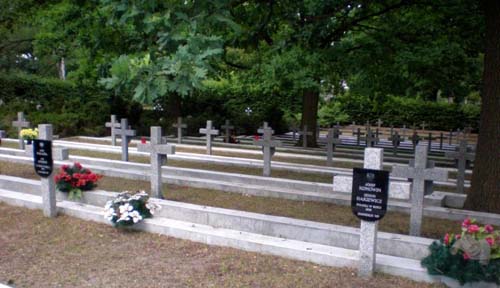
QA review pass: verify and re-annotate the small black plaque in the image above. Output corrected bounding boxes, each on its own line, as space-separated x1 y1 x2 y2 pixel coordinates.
351 168 389 222
33 139 53 178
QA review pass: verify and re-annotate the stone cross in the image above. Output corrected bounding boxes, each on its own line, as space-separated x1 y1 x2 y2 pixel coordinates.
364 127 378 147
351 121 356 135
258 122 274 135
375 128 380 144
358 148 384 277
410 131 421 150
199 120 219 155
137 127 175 199
353 128 364 146
445 139 475 194
290 124 298 141
299 125 313 148
38 124 57 218
12 112 31 150
326 128 342 166
439 132 444 150
426 133 438 152
105 115 121 146
172 117 187 144
421 121 427 131
448 130 454 145
221 120 235 143
114 118 136 162
401 124 407 138
389 126 394 138
389 132 402 156
376 118 383 129
392 145 448 236
253 127 282 176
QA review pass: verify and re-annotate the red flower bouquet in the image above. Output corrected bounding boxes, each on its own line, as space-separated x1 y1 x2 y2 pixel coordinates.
55 162 102 200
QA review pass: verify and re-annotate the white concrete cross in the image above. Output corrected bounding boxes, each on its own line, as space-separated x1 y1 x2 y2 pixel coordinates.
172 117 187 144
253 127 282 176
376 119 383 129
38 124 57 218
358 148 384 278
258 122 274 135
221 120 235 143
105 115 121 146
299 125 313 148
445 139 475 194
114 118 136 161
199 120 219 155
421 121 427 131
392 145 448 236
326 128 342 166
401 124 407 138
137 127 175 199
12 112 31 150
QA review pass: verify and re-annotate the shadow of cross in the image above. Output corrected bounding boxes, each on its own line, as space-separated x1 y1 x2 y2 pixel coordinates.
389 132 403 156
172 117 187 144
445 139 475 194
326 128 342 166
12 111 31 150
298 125 313 148
392 145 448 236
114 118 136 162
253 127 282 177
221 120 234 143
199 120 219 155
137 127 175 199
105 115 120 146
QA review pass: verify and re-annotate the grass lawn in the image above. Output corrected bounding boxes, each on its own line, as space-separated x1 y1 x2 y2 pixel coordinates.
0 203 443 288
0 160 463 240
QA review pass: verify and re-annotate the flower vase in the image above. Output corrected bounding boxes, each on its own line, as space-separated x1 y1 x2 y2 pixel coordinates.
26 139 32 145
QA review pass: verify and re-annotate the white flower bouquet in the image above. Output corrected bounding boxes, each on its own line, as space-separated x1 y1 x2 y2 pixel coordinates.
104 190 161 227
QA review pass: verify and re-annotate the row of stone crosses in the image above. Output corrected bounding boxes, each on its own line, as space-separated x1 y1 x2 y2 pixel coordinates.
7 112 474 196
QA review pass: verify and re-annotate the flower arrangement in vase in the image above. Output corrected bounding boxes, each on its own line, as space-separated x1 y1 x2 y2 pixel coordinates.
20 128 38 144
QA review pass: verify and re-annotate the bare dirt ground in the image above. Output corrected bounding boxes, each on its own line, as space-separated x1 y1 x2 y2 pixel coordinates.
0 203 443 288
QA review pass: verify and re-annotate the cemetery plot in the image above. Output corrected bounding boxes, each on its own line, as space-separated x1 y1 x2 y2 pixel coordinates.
0 203 436 288
0 160 467 239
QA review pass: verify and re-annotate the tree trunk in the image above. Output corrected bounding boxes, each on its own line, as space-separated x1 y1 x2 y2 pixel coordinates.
465 0 500 213
300 88 319 147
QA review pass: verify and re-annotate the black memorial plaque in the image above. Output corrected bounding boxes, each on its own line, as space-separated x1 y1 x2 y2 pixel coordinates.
351 168 389 222
33 139 53 178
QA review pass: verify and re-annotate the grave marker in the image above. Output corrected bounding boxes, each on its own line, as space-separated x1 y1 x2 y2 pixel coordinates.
221 120 235 143
401 124 407 138
105 115 120 146
352 148 389 277
445 139 475 194
389 132 402 156
410 131 421 150
253 127 282 176
376 119 383 129
199 120 219 155
12 112 31 150
114 119 136 162
353 128 364 146
439 132 444 150
392 145 448 236
299 125 313 148
137 127 175 199
35 124 56 218
172 117 187 144
426 133 438 152
326 128 342 166
364 127 378 147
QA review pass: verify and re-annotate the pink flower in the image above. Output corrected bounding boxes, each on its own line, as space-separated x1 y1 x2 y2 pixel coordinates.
485 224 494 233
455 234 461 240
486 237 494 247
61 165 69 171
74 162 82 170
443 233 450 246
141 137 146 144
254 135 260 140
467 225 480 233
463 252 470 260
462 218 472 228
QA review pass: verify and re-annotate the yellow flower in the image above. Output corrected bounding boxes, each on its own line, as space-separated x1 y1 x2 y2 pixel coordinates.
20 128 38 140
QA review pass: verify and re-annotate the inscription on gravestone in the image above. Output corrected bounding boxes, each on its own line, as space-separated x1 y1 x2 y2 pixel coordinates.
351 168 389 222
33 139 53 178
